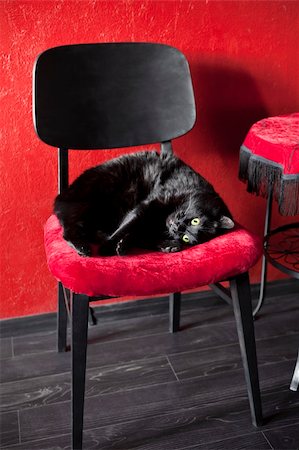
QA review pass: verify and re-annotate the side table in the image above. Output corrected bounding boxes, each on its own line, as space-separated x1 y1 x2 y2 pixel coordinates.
239 113 299 390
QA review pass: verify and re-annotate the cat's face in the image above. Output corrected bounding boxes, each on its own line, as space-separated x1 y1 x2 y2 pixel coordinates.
166 209 234 246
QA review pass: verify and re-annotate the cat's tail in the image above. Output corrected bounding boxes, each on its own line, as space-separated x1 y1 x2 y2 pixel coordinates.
160 141 174 158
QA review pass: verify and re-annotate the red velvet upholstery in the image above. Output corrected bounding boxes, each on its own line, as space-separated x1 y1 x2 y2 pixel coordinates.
239 113 299 215
243 113 299 175
44 215 262 297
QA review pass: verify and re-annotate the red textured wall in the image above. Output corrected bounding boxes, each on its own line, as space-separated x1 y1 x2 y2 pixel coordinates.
1 1 298 319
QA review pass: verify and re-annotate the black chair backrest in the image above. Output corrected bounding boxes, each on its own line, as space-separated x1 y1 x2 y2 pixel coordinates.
33 43 196 150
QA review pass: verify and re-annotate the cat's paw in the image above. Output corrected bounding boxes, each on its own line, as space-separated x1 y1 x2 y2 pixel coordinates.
159 241 182 253
116 238 127 256
99 235 129 256
66 241 91 257
116 233 132 256
161 246 180 253
77 247 91 257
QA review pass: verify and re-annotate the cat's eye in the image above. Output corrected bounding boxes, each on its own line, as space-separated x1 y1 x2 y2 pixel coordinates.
191 217 200 226
182 234 190 243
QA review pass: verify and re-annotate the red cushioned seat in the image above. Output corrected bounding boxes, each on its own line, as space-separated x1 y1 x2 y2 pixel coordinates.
239 113 299 215
44 215 262 297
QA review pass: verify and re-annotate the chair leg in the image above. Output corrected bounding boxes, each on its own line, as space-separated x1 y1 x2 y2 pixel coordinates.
169 292 181 333
57 282 68 352
88 305 97 326
290 350 299 391
230 272 263 427
71 293 89 450
253 187 273 317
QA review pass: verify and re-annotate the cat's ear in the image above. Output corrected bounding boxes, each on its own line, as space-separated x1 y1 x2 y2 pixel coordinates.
219 216 234 229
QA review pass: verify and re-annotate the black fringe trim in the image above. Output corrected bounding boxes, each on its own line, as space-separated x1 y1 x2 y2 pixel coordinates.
238 146 251 181
280 179 299 216
239 146 299 216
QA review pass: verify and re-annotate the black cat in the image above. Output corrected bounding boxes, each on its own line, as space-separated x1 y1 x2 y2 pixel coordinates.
54 149 234 256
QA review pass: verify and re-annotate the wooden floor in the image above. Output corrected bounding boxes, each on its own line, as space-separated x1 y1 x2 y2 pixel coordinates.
1 280 299 450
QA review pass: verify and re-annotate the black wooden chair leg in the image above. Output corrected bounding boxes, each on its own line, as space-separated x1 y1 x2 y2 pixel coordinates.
169 292 181 333
230 272 263 427
71 293 89 450
290 350 299 391
88 305 97 326
57 282 68 352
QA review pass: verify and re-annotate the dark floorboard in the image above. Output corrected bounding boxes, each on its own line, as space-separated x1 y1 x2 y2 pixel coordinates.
0 281 299 449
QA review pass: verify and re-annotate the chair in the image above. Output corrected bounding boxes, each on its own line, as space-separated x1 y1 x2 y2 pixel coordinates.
33 43 263 449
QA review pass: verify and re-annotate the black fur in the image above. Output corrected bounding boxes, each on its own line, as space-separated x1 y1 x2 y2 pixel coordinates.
54 150 234 256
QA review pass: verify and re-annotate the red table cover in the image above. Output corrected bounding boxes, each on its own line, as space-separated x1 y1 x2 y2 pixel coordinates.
239 113 299 215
